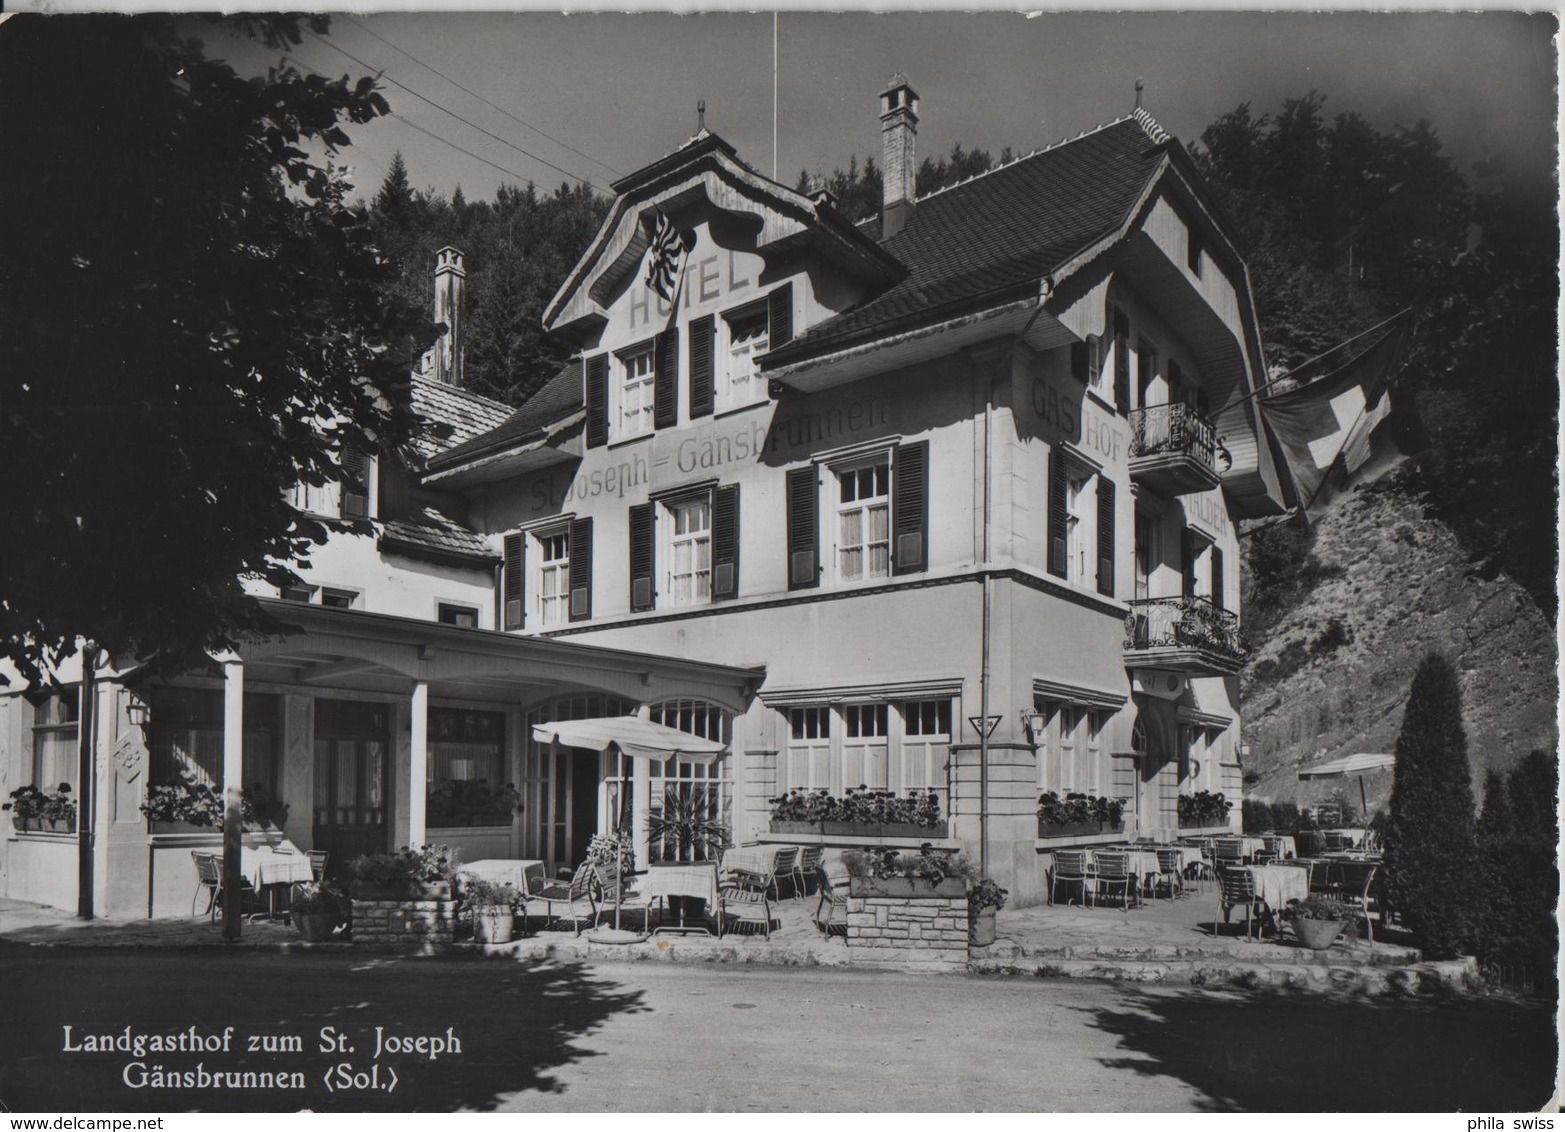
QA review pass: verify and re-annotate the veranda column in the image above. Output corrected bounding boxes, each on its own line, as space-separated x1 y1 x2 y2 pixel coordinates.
221 660 245 941
632 756 651 871
408 680 429 847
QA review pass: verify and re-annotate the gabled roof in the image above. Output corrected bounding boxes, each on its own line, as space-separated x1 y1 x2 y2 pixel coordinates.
426 360 583 472
409 375 513 459
768 113 1172 368
378 506 499 566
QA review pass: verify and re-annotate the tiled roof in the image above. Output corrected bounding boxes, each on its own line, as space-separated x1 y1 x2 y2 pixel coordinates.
769 114 1170 365
378 507 499 564
409 376 513 458
426 360 583 471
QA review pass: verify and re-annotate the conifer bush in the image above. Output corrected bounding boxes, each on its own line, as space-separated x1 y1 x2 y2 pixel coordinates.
1380 653 1481 960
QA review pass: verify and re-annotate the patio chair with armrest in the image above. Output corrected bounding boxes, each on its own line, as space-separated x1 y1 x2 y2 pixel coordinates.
794 846 824 899
1216 865 1262 942
718 867 772 939
766 846 800 901
812 865 848 938
1050 850 1092 907
530 863 599 935
592 864 655 933
1334 861 1380 946
1093 852 1137 911
1213 837 1246 867
190 851 258 922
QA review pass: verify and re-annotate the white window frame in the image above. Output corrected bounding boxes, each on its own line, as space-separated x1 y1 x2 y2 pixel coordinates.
661 492 713 608
833 453 892 584
899 699 952 810
319 587 359 610
533 526 572 627
1065 464 1096 585
613 340 656 441
784 706 832 797
32 694 79 792
289 479 341 519
719 302 770 412
436 602 480 629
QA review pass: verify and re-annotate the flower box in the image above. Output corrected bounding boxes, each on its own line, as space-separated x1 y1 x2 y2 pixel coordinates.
820 820 948 839
11 815 39 833
848 875 967 899
769 820 819 835
151 820 219 835
1038 819 1124 839
43 817 76 834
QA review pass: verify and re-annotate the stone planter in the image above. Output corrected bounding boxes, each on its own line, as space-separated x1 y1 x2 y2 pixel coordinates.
473 908 514 945
1293 918 1345 952
970 906 997 947
848 875 967 899
351 881 453 901
294 912 337 943
1037 819 1124 839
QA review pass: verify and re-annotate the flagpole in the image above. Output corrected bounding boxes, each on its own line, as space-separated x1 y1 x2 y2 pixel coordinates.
772 13 779 180
1229 306 1413 412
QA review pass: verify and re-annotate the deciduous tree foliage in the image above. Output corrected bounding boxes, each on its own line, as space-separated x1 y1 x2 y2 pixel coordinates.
0 14 435 686
1381 653 1482 960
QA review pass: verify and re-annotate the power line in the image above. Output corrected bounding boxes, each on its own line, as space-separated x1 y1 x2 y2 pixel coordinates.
306 30 603 193
343 15 621 179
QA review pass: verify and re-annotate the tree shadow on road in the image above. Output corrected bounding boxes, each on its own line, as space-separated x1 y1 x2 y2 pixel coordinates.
1075 984 1557 1112
0 949 649 1112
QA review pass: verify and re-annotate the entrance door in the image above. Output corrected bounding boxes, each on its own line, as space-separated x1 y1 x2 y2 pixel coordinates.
313 700 391 879
568 753 600 867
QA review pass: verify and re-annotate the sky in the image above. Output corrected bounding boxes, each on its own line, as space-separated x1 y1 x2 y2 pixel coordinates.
205 11 1557 209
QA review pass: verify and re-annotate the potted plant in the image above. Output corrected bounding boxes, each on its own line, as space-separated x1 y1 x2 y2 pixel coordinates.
460 877 520 944
1178 790 1233 830
968 877 1008 946
289 881 346 943
767 788 821 834
5 785 49 831
1281 895 1356 951
350 844 459 900
141 772 224 831
648 786 731 863
41 784 77 833
584 833 636 882
770 786 949 837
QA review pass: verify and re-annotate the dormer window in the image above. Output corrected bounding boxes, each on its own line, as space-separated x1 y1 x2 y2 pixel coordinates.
614 341 656 441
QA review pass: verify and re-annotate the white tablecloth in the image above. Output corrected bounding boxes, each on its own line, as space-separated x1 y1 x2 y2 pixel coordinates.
722 847 780 875
240 844 312 890
1327 828 1368 847
1167 846 1206 871
1247 864 1308 910
1265 835 1297 859
461 859 546 895
641 863 720 906
1093 849 1162 878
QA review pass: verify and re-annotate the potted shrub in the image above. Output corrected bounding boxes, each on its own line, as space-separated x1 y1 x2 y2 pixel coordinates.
5 785 49 831
968 877 1008 946
841 844 971 898
460 877 519 944
350 844 459 900
289 881 347 943
1281 895 1356 951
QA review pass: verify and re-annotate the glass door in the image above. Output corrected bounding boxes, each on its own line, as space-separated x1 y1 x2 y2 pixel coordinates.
312 700 391 879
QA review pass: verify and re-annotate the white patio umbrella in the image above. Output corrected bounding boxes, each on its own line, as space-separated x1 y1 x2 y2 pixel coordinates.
1297 752 1396 821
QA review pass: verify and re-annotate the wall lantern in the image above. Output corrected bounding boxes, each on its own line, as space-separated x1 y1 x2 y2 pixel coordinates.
1021 711 1048 746
126 699 152 727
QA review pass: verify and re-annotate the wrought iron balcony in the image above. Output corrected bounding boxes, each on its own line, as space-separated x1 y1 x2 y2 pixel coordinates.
1127 403 1221 495
1123 595 1250 675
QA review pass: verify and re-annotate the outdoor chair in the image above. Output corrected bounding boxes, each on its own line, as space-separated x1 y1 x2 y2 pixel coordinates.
1213 837 1246 867
812 866 848 939
1050 850 1092 907
1262 836 1291 861
190 851 257 922
1216 865 1262 942
1334 861 1380 946
531 863 598 935
766 846 800 900
1152 849 1186 900
1323 831 1352 851
592 863 654 933
719 867 772 939
307 850 329 882
794 846 825 899
1092 852 1137 911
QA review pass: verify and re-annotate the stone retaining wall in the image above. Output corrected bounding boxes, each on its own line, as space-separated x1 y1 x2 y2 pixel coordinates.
845 894 969 970
351 898 457 953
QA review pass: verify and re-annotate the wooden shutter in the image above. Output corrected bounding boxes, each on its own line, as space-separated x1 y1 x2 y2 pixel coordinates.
768 284 794 350
785 465 819 590
629 503 655 611
892 441 928 575
1182 528 1197 597
1113 310 1131 415
1096 477 1115 597
568 517 593 621
1070 341 1089 383
340 448 368 518
503 532 524 630
1047 447 1068 579
711 484 740 600
1168 358 1185 404
1211 544 1225 611
688 315 714 419
653 330 678 430
585 354 608 449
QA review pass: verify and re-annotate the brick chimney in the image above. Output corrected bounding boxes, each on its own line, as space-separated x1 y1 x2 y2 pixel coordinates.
433 246 465 386
879 73 919 239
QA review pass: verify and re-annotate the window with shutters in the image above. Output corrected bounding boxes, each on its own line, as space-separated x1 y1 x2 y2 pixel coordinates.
835 456 890 582
535 529 570 626
614 341 656 440
1065 465 1094 582
1181 529 1226 608
663 494 712 607
720 302 769 411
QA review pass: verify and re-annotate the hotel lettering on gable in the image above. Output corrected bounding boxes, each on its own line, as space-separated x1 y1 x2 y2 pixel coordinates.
1 75 1289 918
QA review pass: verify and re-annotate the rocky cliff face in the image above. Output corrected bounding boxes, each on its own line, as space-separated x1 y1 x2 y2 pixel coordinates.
1239 468 1557 815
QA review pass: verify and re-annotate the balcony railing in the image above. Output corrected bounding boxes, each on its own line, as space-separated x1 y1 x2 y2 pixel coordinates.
1124 596 1250 667
1128 403 1217 471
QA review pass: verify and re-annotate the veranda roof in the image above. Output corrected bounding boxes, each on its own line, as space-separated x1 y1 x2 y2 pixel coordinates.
1297 753 1396 779
531 715 727 765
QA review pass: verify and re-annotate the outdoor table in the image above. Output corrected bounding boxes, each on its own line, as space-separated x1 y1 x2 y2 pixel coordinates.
721 847 778 876
239 843 312 918
461 859 546 896
1161 845 1206 872
1328 828 1368 847
1236 836 1269 860
1246 863 1308 911
641 862 720 936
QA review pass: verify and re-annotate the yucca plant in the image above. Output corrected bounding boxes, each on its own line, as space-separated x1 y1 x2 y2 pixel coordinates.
648 785 731 862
